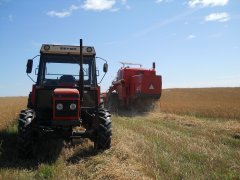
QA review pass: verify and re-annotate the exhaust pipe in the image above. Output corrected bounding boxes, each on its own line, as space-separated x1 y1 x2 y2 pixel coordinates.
153 62 156 69
79 39 84 103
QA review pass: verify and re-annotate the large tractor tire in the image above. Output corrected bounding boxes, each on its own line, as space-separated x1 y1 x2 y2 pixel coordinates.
17 109 38 158
94 108 112 150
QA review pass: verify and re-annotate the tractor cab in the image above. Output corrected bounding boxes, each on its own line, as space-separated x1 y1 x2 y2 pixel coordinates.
27 44 107 113
36 45 98 88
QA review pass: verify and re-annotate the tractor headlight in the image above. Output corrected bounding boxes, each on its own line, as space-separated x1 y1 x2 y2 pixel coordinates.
70 103 77 110
44 45 50 51
56 103 63 110
86 47 92 52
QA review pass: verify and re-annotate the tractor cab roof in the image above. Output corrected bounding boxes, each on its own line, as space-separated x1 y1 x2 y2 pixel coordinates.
40 44 96 56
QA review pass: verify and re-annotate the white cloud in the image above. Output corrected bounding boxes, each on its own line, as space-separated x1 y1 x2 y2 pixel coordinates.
69 5 80 11
82 0 116 11
120 0 131 9
205 12 230 22
125 5 131 9
47 4 81 18
121 0 131 10
155 0 163 3
47 0 130 17
187 34 196 39
47 11 71 18
155 0 173 3
189 0 229 8
121 0 127 4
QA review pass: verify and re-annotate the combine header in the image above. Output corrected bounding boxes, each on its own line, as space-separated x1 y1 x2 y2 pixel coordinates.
104 62 162 112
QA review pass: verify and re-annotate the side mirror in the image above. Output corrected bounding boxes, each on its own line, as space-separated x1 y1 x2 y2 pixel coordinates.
103 63 108 73
26 59 33 74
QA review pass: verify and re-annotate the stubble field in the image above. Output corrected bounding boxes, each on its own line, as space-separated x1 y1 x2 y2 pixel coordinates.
0 88 239 179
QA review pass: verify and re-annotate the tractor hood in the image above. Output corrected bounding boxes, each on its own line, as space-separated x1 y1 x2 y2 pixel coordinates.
53 88 79 96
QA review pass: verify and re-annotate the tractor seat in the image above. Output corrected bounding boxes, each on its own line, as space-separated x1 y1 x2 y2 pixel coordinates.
59 75 76 87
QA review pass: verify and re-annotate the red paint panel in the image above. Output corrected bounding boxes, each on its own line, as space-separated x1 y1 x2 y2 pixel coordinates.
53 88 80 121
141 75 162 95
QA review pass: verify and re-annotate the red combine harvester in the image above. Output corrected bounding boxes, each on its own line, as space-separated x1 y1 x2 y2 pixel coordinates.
104 62 162 112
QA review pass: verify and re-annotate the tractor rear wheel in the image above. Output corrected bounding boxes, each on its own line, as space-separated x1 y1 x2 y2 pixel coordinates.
94 108 112 150
17 109 38 158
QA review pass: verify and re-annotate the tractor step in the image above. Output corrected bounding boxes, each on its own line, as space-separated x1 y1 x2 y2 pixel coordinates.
71 130 94 139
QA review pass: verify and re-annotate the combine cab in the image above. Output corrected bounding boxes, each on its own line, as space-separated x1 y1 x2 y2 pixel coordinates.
18 39 112 158
105 62 162 112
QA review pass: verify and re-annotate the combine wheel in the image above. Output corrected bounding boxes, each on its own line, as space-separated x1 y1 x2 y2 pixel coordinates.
94 108 112 150
17 109 38 158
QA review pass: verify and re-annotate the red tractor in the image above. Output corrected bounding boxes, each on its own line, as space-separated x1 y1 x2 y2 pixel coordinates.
104 62 162 112
18 39 112 157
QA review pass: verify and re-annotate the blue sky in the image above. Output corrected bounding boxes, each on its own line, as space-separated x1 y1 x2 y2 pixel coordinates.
0 0 240 96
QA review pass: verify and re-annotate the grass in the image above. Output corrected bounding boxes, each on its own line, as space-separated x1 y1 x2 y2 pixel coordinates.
113 113 240 179
0 88 240 179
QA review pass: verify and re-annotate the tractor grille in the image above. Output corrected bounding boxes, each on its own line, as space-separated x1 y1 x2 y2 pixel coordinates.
55 100 78 117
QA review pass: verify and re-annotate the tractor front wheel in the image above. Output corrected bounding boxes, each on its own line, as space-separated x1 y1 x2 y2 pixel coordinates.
94 108 112 150
17 109 38 158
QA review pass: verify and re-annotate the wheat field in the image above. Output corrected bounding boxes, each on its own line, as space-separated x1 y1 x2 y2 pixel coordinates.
0 88 240 179
160 88 240 120
0 97 27 131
